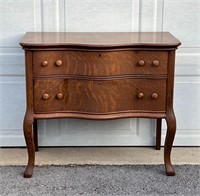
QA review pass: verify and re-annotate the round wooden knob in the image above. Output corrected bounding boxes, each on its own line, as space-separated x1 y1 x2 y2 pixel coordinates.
138 60 145 66
56 93 63 99
137 92 144 99
41 61 48 67
42 93 50 100
55 60 62 66
152 93 158 99
152 60 159 66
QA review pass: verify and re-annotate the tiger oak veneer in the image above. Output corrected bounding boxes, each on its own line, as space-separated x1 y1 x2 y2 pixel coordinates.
20 32 181 178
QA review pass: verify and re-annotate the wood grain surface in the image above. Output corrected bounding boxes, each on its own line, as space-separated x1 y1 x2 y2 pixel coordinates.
33 50 168 76
20 32 181 48
34 78 166 113
21 32 181 177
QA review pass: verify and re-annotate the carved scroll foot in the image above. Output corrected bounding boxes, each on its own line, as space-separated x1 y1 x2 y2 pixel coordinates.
23 111 35 178
164 109 176 176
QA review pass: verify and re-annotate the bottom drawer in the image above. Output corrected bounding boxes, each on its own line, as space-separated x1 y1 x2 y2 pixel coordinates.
34 78 166 113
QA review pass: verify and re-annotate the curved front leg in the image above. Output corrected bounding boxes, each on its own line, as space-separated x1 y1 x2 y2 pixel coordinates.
164 109 176 176
23 111 35 178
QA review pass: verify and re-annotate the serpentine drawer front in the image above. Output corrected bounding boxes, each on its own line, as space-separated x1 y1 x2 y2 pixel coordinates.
20 32 181 178
33 51 168 76
34 78 166 113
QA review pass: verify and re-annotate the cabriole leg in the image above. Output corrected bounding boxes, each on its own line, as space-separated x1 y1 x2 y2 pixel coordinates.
164 110 176 176
23 112 35 178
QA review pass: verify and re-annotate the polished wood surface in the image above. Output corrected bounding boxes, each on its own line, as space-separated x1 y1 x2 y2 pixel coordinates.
20 32 181 48
33 51 168 76
34 78 166 113
21 32 181 178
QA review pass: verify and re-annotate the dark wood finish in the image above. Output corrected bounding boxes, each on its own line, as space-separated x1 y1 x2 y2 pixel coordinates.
164 50 177 176
33 119 38 152
20 32 181 178
23 50 35 178
156 119 162 150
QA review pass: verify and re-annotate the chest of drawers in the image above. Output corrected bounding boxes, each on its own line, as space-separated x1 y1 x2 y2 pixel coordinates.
20 32 181 178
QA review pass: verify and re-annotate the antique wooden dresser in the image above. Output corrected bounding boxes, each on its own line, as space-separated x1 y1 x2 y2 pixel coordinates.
20 32 181 178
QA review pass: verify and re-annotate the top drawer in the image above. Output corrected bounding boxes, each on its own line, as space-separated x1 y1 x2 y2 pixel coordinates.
33 50 168 76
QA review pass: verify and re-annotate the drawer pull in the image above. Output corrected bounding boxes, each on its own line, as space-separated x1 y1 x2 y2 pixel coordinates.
41 61 48 67
42 93 50 100
152 93 158 99
138 60 145 66
56 93 63 99
152 60 159 66
55 60 62 66
137 92 144 99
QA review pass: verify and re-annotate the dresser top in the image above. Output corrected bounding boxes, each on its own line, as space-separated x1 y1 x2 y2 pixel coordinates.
20 32 181 49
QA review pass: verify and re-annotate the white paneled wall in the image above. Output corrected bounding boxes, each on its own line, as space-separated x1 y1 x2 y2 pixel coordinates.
0 0 199 146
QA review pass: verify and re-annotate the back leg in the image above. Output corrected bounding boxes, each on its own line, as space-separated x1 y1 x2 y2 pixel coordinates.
156 118 162 150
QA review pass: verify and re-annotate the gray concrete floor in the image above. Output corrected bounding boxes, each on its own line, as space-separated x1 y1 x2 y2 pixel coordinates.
0 147 199 165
